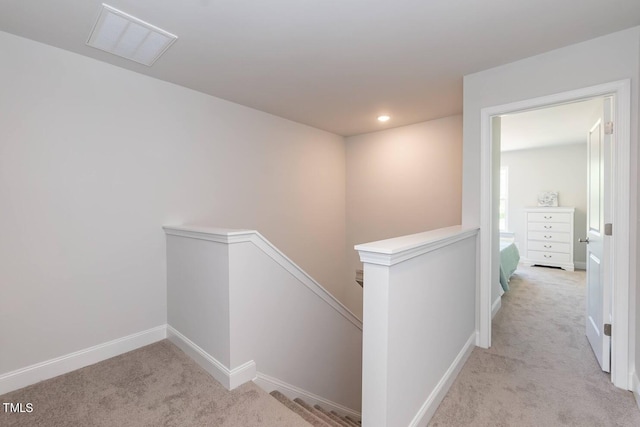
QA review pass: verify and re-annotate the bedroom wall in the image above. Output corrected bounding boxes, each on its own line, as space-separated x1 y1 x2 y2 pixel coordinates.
344 115 463 317
0 30 348 377
501 143 588 267
463 26 639 385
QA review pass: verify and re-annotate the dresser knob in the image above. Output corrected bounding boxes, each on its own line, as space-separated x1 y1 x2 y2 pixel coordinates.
544 255 552 258
544 225 552 229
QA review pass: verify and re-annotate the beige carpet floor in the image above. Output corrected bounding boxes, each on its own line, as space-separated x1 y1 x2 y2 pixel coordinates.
4 265 639 426
429 264 640 426
0 340 310 427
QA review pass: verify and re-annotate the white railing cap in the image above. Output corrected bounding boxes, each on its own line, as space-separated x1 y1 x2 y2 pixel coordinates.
355 225 479 266
163 225 255 243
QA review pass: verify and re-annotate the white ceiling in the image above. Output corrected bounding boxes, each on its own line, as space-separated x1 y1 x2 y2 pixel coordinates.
1 1 639 136
501 99 601 152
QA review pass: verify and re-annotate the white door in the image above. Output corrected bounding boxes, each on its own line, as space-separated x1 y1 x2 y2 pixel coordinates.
584 97 612 372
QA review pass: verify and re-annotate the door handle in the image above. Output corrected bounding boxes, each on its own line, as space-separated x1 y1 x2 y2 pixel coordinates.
578 237 590 244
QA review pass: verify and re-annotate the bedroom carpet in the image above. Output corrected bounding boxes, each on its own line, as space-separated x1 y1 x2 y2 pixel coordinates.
429 264 640 426
0 340 310 427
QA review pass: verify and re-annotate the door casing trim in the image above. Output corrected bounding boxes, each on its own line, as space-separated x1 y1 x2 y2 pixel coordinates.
477 79 631 389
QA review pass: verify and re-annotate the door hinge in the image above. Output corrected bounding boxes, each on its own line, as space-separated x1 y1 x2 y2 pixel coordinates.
604 323 612 337
604 223 613 236
604 121 614 135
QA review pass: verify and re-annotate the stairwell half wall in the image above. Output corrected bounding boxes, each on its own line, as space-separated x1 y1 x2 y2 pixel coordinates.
164 226 363 415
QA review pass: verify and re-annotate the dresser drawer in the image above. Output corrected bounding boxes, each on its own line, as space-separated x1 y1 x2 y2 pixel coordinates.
528 250 572 264
528 212 572 223
528 231 572 243
527 241 571 254
528 222 571 232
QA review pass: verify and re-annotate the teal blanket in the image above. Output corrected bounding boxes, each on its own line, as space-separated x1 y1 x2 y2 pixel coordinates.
499 241 520 292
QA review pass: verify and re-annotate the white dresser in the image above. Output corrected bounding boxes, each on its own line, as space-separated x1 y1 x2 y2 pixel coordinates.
523 207 575 271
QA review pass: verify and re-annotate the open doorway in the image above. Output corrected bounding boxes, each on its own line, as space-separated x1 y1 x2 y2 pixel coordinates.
477 80 631 390
495 98 607 372
499 99 600 272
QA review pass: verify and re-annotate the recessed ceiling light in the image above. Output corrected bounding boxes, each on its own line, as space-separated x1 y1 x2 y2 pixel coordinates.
87 4 178 66
377 115 391 122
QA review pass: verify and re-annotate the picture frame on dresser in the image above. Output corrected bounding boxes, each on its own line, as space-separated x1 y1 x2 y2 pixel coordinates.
522 207 575 271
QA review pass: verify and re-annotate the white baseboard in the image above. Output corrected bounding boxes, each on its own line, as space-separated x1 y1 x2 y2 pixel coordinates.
408 332 476 427
632 371 640 410
0 325 166 396
166 325 256 391
492 295 502 319
254 372 361 421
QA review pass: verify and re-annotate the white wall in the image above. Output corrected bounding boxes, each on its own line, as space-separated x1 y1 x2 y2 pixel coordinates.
0 31 348 376
501 144 588 265
166 235 231 367
345 116 463 317
462 27 639 375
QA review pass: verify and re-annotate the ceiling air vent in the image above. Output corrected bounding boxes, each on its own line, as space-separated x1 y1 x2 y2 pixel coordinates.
87 4 177 66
